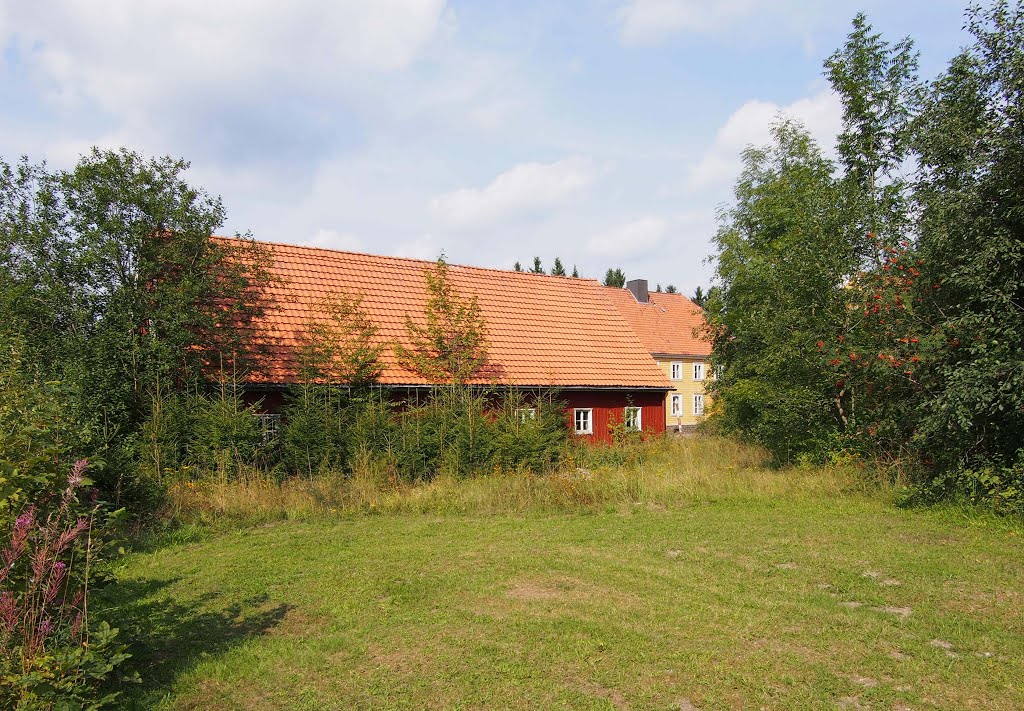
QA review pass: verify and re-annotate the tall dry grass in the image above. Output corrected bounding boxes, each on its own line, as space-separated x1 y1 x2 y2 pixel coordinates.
163 435 882 528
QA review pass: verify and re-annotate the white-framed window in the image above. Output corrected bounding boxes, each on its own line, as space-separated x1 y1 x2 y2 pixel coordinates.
516 408 536 423
670 361 683 380
670 394 683 417
714 364 724 380
625 406 642 431
256 413 281 443
693 362 705 381
574 408 593 435
693 394 705 416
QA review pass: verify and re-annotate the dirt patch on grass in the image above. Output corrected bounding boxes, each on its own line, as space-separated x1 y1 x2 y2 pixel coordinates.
268 607 322 638
366 640 435 678
581 679 630 709
863 570 902 586
500 576 640 610
872 605 912 619
507 580 570 601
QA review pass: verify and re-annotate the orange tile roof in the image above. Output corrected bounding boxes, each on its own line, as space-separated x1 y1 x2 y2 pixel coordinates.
220 237 672 389
602 288 711 358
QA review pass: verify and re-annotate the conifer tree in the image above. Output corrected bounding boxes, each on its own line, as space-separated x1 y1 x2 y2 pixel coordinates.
602 268 626 288
550 258 566 276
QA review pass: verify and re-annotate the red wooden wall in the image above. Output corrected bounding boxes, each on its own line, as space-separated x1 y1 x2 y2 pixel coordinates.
560 389 666 444
245 387 667 445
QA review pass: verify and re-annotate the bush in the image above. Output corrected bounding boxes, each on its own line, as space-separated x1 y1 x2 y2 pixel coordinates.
909 451 1024 517
278 386 351 478
0 460 136 709
186 386 264 481
364 388 568 481
0 340 79 523
490 392 569 474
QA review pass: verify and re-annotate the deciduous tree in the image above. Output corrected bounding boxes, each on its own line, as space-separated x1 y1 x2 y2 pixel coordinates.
395 257 489 385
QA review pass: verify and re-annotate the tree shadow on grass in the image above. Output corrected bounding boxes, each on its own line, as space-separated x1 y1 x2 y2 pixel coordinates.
99 577 292 709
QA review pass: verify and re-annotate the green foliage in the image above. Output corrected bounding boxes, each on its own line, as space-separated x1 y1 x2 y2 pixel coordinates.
513 261 522 272
0 340 73 521
0 620 134 710
278 387 351 478
394 257 490 386
912 0 1024 480
571 265 579 278
296 293 383 385
550 258 566 276
706 5 1024 512
0 461 137 709
825 12 921 248
602 268 626 288
705 120 854 463
186 386 264 481
0 149 274 510
530 257 544 274
351 388 568 480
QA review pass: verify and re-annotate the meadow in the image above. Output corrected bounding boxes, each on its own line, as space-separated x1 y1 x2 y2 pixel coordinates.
104 437 1024 710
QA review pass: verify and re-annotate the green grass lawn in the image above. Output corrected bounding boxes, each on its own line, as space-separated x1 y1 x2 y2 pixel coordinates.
106 490 1023 709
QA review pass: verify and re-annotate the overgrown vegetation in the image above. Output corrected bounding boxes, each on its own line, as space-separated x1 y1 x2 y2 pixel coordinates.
161 435 854 527
0 346 137 708
1 2 1023 703
705 2 1024 514
0 148 274 513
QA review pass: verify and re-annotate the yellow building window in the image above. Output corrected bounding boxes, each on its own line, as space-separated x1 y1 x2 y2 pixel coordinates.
670 394 682 416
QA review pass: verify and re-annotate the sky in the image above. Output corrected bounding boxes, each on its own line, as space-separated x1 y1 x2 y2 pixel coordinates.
0 0 974 293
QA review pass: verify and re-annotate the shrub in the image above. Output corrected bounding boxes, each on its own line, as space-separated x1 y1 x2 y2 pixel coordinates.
490 392 569 474
909 452 1024 517
278 386 352 478
185 386 264 481
0 342 74 523
0 460 136 709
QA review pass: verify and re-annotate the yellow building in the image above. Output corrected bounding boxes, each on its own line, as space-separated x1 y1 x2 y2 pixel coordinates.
604 280 713 431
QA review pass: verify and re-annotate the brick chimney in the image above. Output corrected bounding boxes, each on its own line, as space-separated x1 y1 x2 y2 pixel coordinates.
626 278 649 303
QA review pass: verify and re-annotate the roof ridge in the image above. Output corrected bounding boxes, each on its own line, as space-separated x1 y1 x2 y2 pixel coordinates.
212 235 602 284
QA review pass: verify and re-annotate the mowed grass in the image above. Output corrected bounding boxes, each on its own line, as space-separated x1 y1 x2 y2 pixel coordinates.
105 441 1024 710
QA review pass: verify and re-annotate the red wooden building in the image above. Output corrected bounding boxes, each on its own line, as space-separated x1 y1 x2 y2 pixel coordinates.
224 238 672 444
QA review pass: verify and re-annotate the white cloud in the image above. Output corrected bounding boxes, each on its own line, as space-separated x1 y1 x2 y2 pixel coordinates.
615 0 826 47
585 217 667 259
683 90 843 192
617 0 755 45
429 157 601 229
308 229 364 253
7 1 448 116
395 233 442 260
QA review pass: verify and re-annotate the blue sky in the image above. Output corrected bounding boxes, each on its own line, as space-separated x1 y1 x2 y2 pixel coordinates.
1 0 972 293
